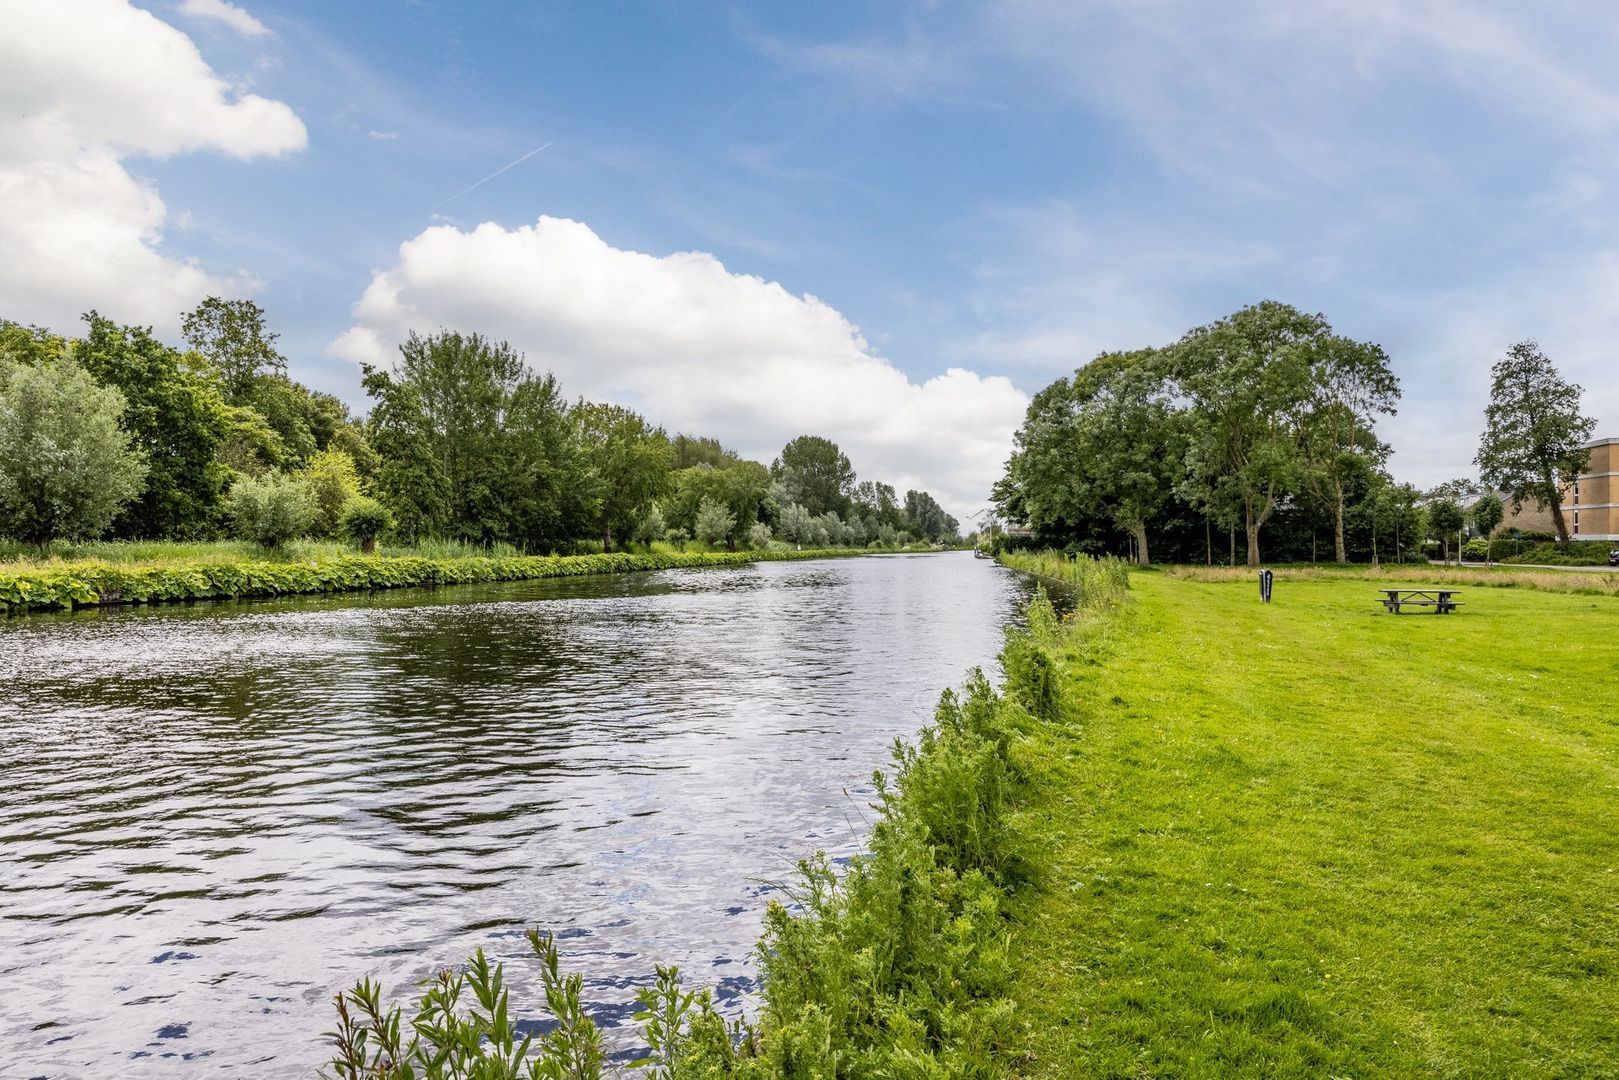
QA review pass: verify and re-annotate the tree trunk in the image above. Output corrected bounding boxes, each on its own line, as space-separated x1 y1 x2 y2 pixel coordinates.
1549 494 1571 542
1371 522 1379 568
1205 518 1212 566
361 536 376 555
1228 526 1235 567
601 525 612 553
1245 503 1261 568
1334 479 1348 564
1129 519 1150 566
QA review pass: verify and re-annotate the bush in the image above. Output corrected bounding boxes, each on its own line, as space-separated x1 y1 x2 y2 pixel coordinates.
301 449 362 537
748 521 772 549
1461 538 1490 561
0 548 865 612
694 496 735 547
338 496 391 554
224 472 315 550
0 357 148 546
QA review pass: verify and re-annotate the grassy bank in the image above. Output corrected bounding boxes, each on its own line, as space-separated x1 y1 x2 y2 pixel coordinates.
0 546 867 614
1005 570 1618 1077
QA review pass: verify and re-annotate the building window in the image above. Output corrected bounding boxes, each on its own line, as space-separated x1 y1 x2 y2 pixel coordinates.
1573 511 1580 534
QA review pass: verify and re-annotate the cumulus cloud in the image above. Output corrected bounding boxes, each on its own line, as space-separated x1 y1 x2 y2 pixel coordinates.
178 0 271 38
332 217 1027 519
0 0 305 334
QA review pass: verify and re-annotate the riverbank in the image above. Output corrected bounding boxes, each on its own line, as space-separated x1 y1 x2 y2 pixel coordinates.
0 546 869 613
1003 570 1618 1076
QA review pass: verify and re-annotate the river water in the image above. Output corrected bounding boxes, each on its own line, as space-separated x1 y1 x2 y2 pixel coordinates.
0 551 1033 1078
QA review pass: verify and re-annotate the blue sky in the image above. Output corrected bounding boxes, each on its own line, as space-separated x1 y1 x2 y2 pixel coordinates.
5 1 1617 516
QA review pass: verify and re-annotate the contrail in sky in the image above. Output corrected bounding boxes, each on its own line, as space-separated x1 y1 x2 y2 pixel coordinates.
437 141 555 207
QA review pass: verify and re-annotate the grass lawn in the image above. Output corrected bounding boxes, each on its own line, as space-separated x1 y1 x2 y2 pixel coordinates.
1008 570 1618 1077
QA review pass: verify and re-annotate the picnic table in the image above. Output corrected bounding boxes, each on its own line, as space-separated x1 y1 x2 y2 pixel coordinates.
1379 588 1462 614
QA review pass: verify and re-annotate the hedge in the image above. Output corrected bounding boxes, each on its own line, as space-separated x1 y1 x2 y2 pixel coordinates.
0 549 863 614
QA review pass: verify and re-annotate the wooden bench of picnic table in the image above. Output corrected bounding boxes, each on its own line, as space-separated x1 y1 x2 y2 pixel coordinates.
1379 588 1463 614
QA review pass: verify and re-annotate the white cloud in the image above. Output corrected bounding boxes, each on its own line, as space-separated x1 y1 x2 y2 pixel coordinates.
0 0 305 334
178 0 270 38
332 217 1027 520
367 129 400 141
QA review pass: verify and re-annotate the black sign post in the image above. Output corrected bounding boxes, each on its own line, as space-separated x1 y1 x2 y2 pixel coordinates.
1259 568 1274 604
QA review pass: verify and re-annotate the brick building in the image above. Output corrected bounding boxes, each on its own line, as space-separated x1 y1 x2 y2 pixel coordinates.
1569 437 1617 541
1494 436 1617 541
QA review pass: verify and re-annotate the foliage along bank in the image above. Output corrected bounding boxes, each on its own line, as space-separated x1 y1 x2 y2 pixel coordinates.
324 562 1132 1078
0 548 864 615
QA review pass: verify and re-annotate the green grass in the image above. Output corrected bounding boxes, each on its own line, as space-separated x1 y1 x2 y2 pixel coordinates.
1006 570 1618 1078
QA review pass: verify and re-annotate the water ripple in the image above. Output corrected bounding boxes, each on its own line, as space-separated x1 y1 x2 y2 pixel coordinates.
0 552 1031 1078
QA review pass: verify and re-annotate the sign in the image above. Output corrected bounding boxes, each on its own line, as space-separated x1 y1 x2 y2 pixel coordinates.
1259 568 1274 604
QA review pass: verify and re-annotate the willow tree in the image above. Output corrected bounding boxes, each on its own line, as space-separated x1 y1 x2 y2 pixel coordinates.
1475 341 1595 542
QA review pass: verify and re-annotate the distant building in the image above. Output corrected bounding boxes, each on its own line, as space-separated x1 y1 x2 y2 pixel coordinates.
1569 438 1617 541
1491 437 1617 541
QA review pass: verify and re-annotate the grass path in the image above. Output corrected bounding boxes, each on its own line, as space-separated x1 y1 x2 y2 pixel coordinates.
1007 572 1618 1077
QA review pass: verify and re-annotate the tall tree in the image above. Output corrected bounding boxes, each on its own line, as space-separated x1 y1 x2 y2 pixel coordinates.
575 402 673 552
0 357 148 546
902 489 959 543
1475 341 1596 543
1429 498 1465 563
1299 334 1400 563
362 331 583 546
181 297 287 403
1072 350 1183 565
772 435 855 517
74 312 230 538
1170 301 1324 567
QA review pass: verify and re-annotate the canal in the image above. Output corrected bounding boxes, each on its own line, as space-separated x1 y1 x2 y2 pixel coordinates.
1 551 1034 1077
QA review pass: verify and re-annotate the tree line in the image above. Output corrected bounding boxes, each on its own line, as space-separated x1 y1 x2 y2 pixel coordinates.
993 300 1598 566
0 302 961 553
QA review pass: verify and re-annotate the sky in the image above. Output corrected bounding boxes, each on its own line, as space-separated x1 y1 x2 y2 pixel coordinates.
3 0 1617 522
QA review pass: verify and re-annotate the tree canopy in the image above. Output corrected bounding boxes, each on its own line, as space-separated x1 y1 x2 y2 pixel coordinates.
1475 341 1595 543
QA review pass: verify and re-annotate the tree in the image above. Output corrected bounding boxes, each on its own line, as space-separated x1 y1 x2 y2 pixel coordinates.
302 449 363 537
362 331 587 547
340 496 392 554
1429 498 1465 564
1171 302 1324 567
1027 351 1183 565
694 496 736 547
669 460 772 549
575 403 672 551
74 312 231 538
1299 334 1400 563
226 472 315 550
772 435 855 517
902 489 959 544
671 434 741 470
0 358 148 546
181 297 287 403
635 502 667 545
748 521 772 549
1471 494 1503 563
1475 341 1596 542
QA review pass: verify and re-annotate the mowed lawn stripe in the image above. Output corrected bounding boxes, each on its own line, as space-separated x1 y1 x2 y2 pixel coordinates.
1008 572 1619 1078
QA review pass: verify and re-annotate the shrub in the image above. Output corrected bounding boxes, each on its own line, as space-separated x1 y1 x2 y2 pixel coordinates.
0 357 148 546
694 496 735 547
338 497 391 554
1461 538 1490 561
748 521 772 549
225 472 315 550
665 527 689 552
301 449 363 537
